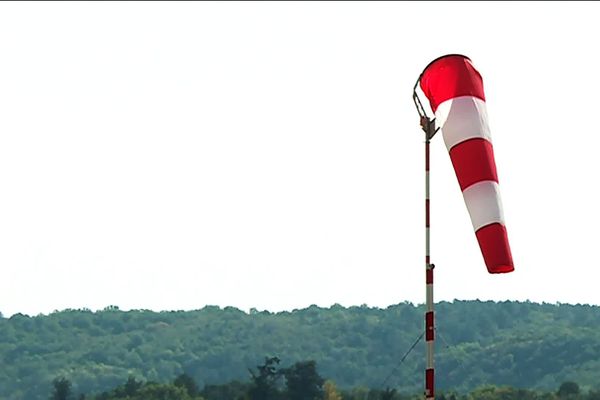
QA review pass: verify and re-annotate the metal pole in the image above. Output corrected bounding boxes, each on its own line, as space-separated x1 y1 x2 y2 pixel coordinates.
414 81 437 400
425 131 435 400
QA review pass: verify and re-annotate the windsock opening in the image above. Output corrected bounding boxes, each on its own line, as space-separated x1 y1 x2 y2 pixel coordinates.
417 54 514 274
419 54 485 113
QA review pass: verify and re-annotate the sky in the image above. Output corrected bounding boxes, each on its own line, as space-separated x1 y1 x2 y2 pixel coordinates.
1 2 599 317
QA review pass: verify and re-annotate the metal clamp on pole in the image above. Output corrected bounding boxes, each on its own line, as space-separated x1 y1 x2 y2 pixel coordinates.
412 78 439 141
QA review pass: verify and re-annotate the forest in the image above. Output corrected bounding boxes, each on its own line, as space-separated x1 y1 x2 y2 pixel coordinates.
2 300 600 399
47 359 600 400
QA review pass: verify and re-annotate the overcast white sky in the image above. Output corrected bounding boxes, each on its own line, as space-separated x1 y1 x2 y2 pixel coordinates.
1 2 599 317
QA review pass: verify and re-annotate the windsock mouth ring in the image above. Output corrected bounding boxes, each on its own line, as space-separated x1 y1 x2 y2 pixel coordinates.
489 265 515 274
414 54 474 118
418 54 485 114
419 54 472 80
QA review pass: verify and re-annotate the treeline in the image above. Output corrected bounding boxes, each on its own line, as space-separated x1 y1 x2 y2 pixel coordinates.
49 358 600 400
2 301 600 399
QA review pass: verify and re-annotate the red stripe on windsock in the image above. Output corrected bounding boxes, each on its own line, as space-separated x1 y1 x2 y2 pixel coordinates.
448 138 498 191
419 54 485 113
476 223 514 273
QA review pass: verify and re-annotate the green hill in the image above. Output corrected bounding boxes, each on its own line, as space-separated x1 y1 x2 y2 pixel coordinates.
1 300 600 399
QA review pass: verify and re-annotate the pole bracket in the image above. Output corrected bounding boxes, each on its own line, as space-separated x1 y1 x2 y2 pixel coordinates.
413 77 440 141
420 117 438 141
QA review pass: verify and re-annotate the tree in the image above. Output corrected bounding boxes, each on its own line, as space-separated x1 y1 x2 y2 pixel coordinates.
51 377 72 400
282 360 324 400
587 390 600 400
174 373 199 397
123 376 143 397
380 388 396 400
323 381 342 400
347 387 369 400
202 380 250 400
557 381 580 398
134 383 194 400
248 356 282 400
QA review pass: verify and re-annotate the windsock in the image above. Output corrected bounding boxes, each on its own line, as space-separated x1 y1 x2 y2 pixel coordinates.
419 54 514 274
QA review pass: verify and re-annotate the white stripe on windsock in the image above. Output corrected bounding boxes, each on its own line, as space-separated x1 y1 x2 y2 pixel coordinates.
462 180 506 231
435 96 492 151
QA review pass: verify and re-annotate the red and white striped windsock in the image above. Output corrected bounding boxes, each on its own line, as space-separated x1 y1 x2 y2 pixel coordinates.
420 54 514 274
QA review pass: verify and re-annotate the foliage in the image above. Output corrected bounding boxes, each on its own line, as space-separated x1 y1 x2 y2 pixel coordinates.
51 377 73 400
558 382 581 398
1 301 600 399
175 374 200 398
323 381 342 400
282 360 324 400
201 380 249 400
248 356 282 400
92 376 204 400
44 374 600 400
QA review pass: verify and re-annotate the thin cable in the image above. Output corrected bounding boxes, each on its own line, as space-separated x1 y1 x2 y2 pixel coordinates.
436 328 451 350
434 328 469 375
379 331 425 389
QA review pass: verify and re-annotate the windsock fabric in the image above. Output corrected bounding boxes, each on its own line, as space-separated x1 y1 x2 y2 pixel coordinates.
420 55 514 274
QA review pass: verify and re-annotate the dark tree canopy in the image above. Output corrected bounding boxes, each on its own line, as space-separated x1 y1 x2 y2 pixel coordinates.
51 377 72 400
174 373 200 397
282 360 324 400
558 381 581 398
248 357 282 400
